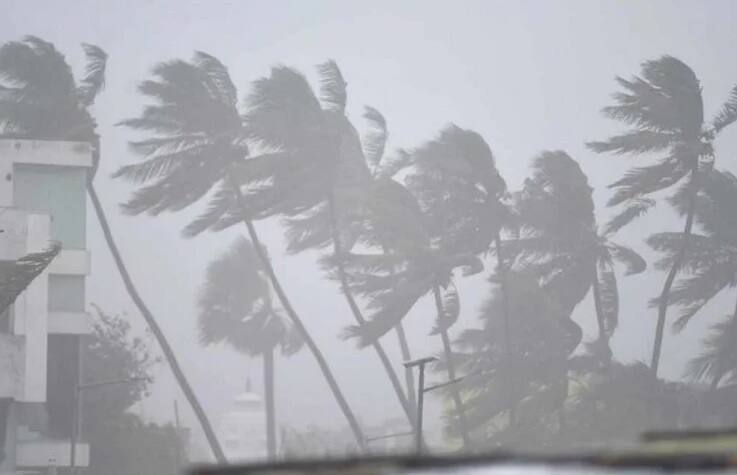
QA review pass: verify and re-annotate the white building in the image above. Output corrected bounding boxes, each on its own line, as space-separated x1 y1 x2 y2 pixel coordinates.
0 139 93 474
218 383 268 463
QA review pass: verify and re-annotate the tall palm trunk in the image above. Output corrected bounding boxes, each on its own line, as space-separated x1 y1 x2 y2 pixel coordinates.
87 183 227 463
495 233 512 357
494 233 516 427
326 194 415 429
263 347 276 460
395 322 417 412
380 244 417 414
227 178 366 449
652 166 699 377
590 263 611 355
432 285 471 449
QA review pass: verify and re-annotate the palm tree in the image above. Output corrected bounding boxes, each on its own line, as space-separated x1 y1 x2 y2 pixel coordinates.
116 53 366 448
198 237 302 460
648 169 737 388
344 124 508 448
588 56 737 376
407 124 510 447
184 61 415 427
454 269 574 449
511 152 646 364
0 37 228 461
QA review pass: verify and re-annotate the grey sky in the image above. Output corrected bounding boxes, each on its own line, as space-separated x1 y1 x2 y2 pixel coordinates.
3 0 737 457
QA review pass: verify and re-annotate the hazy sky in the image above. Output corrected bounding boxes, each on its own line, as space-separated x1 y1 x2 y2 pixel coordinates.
3 0 737 456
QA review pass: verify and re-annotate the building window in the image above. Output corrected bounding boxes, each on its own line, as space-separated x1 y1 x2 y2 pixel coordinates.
12 164 87 250
48 275 85 313
46 334 79 438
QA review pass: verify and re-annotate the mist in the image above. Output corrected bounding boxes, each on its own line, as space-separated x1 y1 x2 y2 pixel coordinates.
1 0 736 472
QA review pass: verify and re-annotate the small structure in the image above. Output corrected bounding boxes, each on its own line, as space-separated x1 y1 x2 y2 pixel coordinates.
218 381 268 463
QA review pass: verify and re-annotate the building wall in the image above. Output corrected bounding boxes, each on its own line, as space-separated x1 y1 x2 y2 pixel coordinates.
13 164 87 250
0 139 93 472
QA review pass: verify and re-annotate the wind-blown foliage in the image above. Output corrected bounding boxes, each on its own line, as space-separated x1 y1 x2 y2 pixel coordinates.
454 270 575 446
649 170 737 333
118 53 368 448
198 237 302 459
0 37 229 462
198 237 301 356
0 242 61 315
511 151 645 360
588 55 737 375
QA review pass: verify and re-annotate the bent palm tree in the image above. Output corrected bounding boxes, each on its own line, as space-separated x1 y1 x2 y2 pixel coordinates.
406 125 510 445
0 37 228 461
117 53 366 448
588 56 737 376
512 152 646 364
648 169 737 388
186 61 415 427
198 237 302 460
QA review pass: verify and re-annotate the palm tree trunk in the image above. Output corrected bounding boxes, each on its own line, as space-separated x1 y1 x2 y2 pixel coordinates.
87 183 227 463
591 264 608 350
652 166 699 377
263 348 276 460
395 322 417 412
495 233 516 428
495 233 511 357
327 194 416 430
380 244 417 415
227 178 366 450
432 285 471 449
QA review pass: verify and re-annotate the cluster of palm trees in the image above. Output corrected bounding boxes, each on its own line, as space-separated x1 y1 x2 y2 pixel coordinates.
1 36 736 460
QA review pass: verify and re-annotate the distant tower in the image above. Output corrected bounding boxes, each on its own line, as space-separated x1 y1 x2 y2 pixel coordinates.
218 379 268 462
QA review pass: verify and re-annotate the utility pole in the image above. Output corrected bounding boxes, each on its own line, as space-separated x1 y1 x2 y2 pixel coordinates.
404 356 465 455
173 400 183 472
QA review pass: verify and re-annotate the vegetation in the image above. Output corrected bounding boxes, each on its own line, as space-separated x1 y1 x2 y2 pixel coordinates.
2 34 737 459
81 306 185 475
0 37 227 462
198 237 303 460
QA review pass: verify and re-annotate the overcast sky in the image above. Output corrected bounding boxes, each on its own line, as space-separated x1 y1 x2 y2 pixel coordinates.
3 0 737 458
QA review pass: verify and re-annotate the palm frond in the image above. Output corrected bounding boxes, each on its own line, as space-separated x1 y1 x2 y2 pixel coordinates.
603 197 655 235
597 262 619 337
362 106 387 173
602 56 703 135
244 65 322 150
431 282 460 334
316 59 347 113
192 51 237 107
712 84 737 134
607 242 647 275
665 262 736 332
198 237 297 355
647 232 729 273
607 157 689 207
0 241 61 314
586 130 675 156
77 43 107 106
685 313 737 384
343 274 430 347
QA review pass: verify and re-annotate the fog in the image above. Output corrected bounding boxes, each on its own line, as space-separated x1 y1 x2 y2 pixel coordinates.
1 0 737 470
